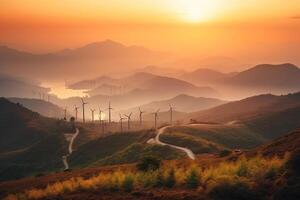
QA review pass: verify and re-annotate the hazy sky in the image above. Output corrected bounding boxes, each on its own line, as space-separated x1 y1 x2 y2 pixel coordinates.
1 0 300 64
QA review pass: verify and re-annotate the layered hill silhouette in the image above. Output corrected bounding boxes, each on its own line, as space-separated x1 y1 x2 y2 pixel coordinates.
58 73 219 115
180 63 300 98
187 92 300 123
69 72 218 98
8 98 69 119
180 68 233 86
0 74 49 98
225 63 300 90
124 94 226 115
0 41 170 80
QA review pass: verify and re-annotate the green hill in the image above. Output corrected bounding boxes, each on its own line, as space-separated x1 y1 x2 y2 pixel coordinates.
0 98 70 181
162 124 266 150
97 143 183 166
70 129 182 168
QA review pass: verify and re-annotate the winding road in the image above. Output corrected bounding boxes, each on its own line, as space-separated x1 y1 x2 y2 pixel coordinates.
150 126 196 160
62 128 79 170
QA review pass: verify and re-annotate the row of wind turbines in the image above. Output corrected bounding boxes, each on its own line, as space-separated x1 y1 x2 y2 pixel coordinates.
63 98 175 132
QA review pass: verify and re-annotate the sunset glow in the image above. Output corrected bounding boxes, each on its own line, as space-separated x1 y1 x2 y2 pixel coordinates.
0 0 299 67
173 0 221 23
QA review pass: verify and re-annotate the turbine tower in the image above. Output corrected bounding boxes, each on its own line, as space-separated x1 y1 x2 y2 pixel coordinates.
90 108 96 122
119 114 126 132
153 109 160 129
98 106 103 122
108 101 113 124
81 98 88 123
74 105 79 121
124 112 132 130
169 104 174 125
139 107 145 126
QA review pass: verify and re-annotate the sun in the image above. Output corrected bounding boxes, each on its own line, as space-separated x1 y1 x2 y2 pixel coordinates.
173 0 220 23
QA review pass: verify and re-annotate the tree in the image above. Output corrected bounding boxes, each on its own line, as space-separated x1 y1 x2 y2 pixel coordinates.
186 168 200 188
136 156 161 172
165 169 176 188
70 117 76 131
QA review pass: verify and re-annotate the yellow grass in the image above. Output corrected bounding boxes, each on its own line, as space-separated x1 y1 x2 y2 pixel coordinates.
5 154 288 200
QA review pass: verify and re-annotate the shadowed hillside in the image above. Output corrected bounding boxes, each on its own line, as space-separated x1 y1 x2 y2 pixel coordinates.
187 92 300 123
0 98 70 181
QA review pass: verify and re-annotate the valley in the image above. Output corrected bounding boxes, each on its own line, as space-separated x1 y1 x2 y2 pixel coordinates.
1 1 300 198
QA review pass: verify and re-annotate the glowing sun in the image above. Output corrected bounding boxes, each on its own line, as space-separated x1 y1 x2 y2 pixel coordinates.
174 0 220 23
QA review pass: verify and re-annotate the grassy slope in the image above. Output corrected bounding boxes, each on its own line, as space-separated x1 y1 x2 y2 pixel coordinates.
97 143 184 165
160 131 225 154
162 124 267 150
0 98 72 181
186 92 300 123
2 129 300 200
244 106 300 139
251 128 300 157
70 130 155 167
0 133 67 181
166 102 300 152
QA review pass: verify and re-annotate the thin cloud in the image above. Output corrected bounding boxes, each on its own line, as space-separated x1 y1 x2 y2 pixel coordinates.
290 15 300 19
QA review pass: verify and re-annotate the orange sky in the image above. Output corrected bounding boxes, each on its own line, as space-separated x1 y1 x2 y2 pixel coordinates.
0 0 300 65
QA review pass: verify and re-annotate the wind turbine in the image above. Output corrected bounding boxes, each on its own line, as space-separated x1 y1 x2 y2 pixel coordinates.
74 105 79 121
124 112 132 130
119 114 126 132
90 108 96 122
139 107 145 126
169 104 175 125
153 109 160 129
107 101 113 124
81 98 88 123
98 106 103 122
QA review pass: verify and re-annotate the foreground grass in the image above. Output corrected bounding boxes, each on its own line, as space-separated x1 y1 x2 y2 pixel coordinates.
4 154 288 200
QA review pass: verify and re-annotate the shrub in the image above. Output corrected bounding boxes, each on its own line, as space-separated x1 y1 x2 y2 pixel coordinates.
122 175 134 192
236 160 249 177
209 181 258 200
219 150 231 157
136 156 161 172
264 166 278 179
154 170 164 188
186 168 200 189
165 169 176 188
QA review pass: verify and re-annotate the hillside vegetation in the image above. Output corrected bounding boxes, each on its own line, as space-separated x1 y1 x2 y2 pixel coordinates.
70 130 183 168
3 154 291 200
0 98 70 181
187 92 300 123
162 124 267 150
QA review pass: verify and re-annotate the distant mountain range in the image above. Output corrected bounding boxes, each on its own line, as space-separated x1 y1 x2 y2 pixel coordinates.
65 72 219 113
0 40 171 80
8 98 70 119
180 63 300 98
187 91 300 123
0 74 49 98
124 94 226 115
180 68 234 86
224 63 300 89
